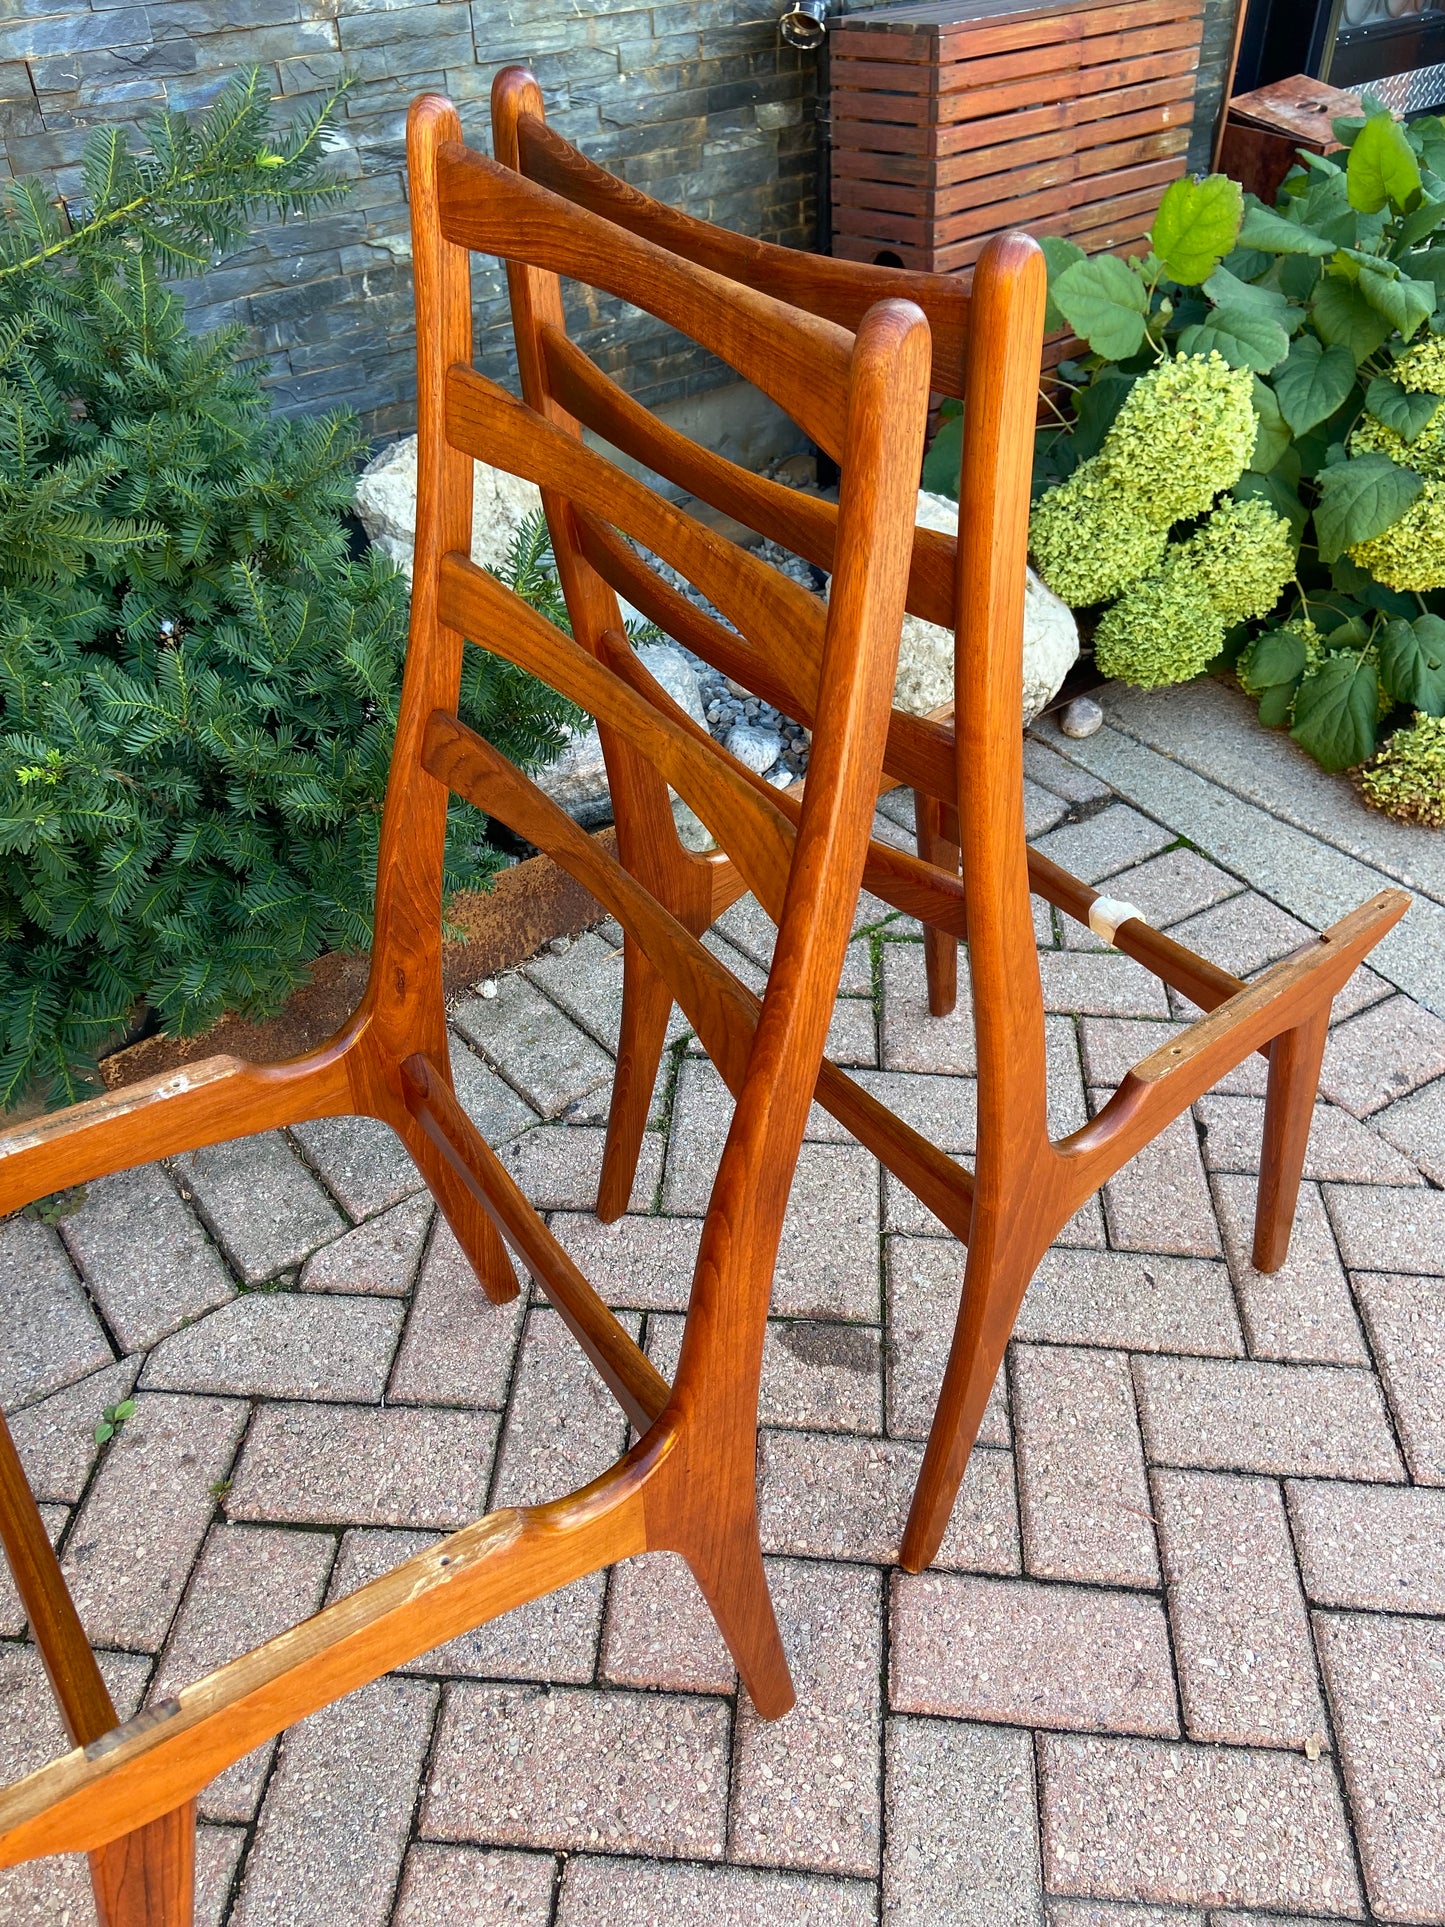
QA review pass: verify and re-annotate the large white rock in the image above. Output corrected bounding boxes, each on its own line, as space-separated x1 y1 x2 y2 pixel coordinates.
354 434 543 579
902 490 1078 725
530 643 708 829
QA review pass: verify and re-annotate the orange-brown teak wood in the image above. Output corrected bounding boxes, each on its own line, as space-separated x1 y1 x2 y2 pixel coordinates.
493 67 1410 1578
0 93 937 1922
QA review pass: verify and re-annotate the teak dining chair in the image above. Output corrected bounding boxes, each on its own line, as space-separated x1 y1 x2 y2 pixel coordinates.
493 66 1411 1577
0 95 933 1923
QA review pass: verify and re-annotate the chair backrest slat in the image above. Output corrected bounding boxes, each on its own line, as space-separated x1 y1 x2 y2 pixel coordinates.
434 143 855 459
538 324 956 629
443 364 828 666
515 111 973 396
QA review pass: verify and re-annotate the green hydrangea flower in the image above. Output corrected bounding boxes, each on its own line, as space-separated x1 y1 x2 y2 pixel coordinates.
1348 478 1445 590
1390 336 1445 395
1359 711 1445 826
1094 495 1297 688
1029 352 1256 608
1097 350 1257 525
1027 467 1168 606
1350 406 1445 478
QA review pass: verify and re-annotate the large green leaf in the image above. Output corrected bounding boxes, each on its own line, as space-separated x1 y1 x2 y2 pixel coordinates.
1273 335 1358 433
1241 626 1308 691
1070 370 1135 461
1378 613 1445 713
1050 254 1149 358
1313 452 1425 561
1151 174 1243 286
1357 265 1434 338
1392 192 1445 252
1290 654 1380 768
1237 202 1336 255
1250 376 1292 471
1177 302 1289 373
1311 273 1394 363
1040 234 1086 334
1347 111 1422 213
1203 264 1300 329
920 410 962 497
1364 373 1442 440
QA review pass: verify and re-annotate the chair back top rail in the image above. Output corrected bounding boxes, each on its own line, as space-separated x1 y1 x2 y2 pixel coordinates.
515 108 973 396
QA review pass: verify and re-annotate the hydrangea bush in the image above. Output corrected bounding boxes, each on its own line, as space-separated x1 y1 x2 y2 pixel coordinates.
939 102 1445 823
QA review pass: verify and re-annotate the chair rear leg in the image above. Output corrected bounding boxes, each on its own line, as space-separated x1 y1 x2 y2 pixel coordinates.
1252 1007 1330 1273
598 937 673 1223
685 1517 794 1720
900 1218 1034 1575
90 1804 195 1927
914 792 959 1017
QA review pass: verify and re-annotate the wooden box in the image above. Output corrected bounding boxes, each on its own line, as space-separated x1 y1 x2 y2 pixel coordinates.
829 0 1206 276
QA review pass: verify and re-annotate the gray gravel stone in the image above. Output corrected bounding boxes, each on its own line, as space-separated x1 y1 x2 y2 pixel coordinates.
60 1162 235 1352
600 1550 736 1695
890 1572 1178 1736
301 1192 434 1295
229 1402 499 1529
730 1559 883 1876
61 1390 247 1650
452 973 613 1118
758 1430 1020 1573
395 1844 556 1926
1288 1479 1445 1613
559 1855 875 1927
1132 1356 1404 1482
1210 1175 1365 1365
174 1130 346 1283
1014 1249 1242 1357
1153 1469 1325 1749
1012 1345 1158 1590
7 1355 140 1502
423 1681 731 1857
388 1219 527 1409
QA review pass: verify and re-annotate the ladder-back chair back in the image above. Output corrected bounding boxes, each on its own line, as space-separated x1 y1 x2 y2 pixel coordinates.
0 94 933 1923
494 67 1411 1578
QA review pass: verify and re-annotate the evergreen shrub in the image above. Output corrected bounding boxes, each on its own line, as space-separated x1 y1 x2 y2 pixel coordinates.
0 76 577 1109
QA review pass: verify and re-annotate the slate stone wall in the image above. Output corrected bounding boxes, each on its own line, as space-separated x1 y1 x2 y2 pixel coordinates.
1 0 1233 439
0 1 820 436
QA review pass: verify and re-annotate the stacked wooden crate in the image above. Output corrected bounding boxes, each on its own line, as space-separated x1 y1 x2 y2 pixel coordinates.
829 0 1206 276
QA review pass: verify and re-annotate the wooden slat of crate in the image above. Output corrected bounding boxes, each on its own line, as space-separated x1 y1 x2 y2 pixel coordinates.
830 87 1194 187
829 10 1203 111
832 124 1189 219
833 153 1182 246
830 25 1203 129
831 0 1197 60
830 46 1201 149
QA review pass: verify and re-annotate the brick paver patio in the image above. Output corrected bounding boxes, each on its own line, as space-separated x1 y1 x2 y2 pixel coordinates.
3 697 1444 1926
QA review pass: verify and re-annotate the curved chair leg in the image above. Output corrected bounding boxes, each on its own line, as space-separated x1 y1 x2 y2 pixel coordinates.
1252 1007 1330 1273
389 1098 519 1304
684 1515 794 1720
900 1211 1040 1575
914 791 960 1018
598 936 674 1223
